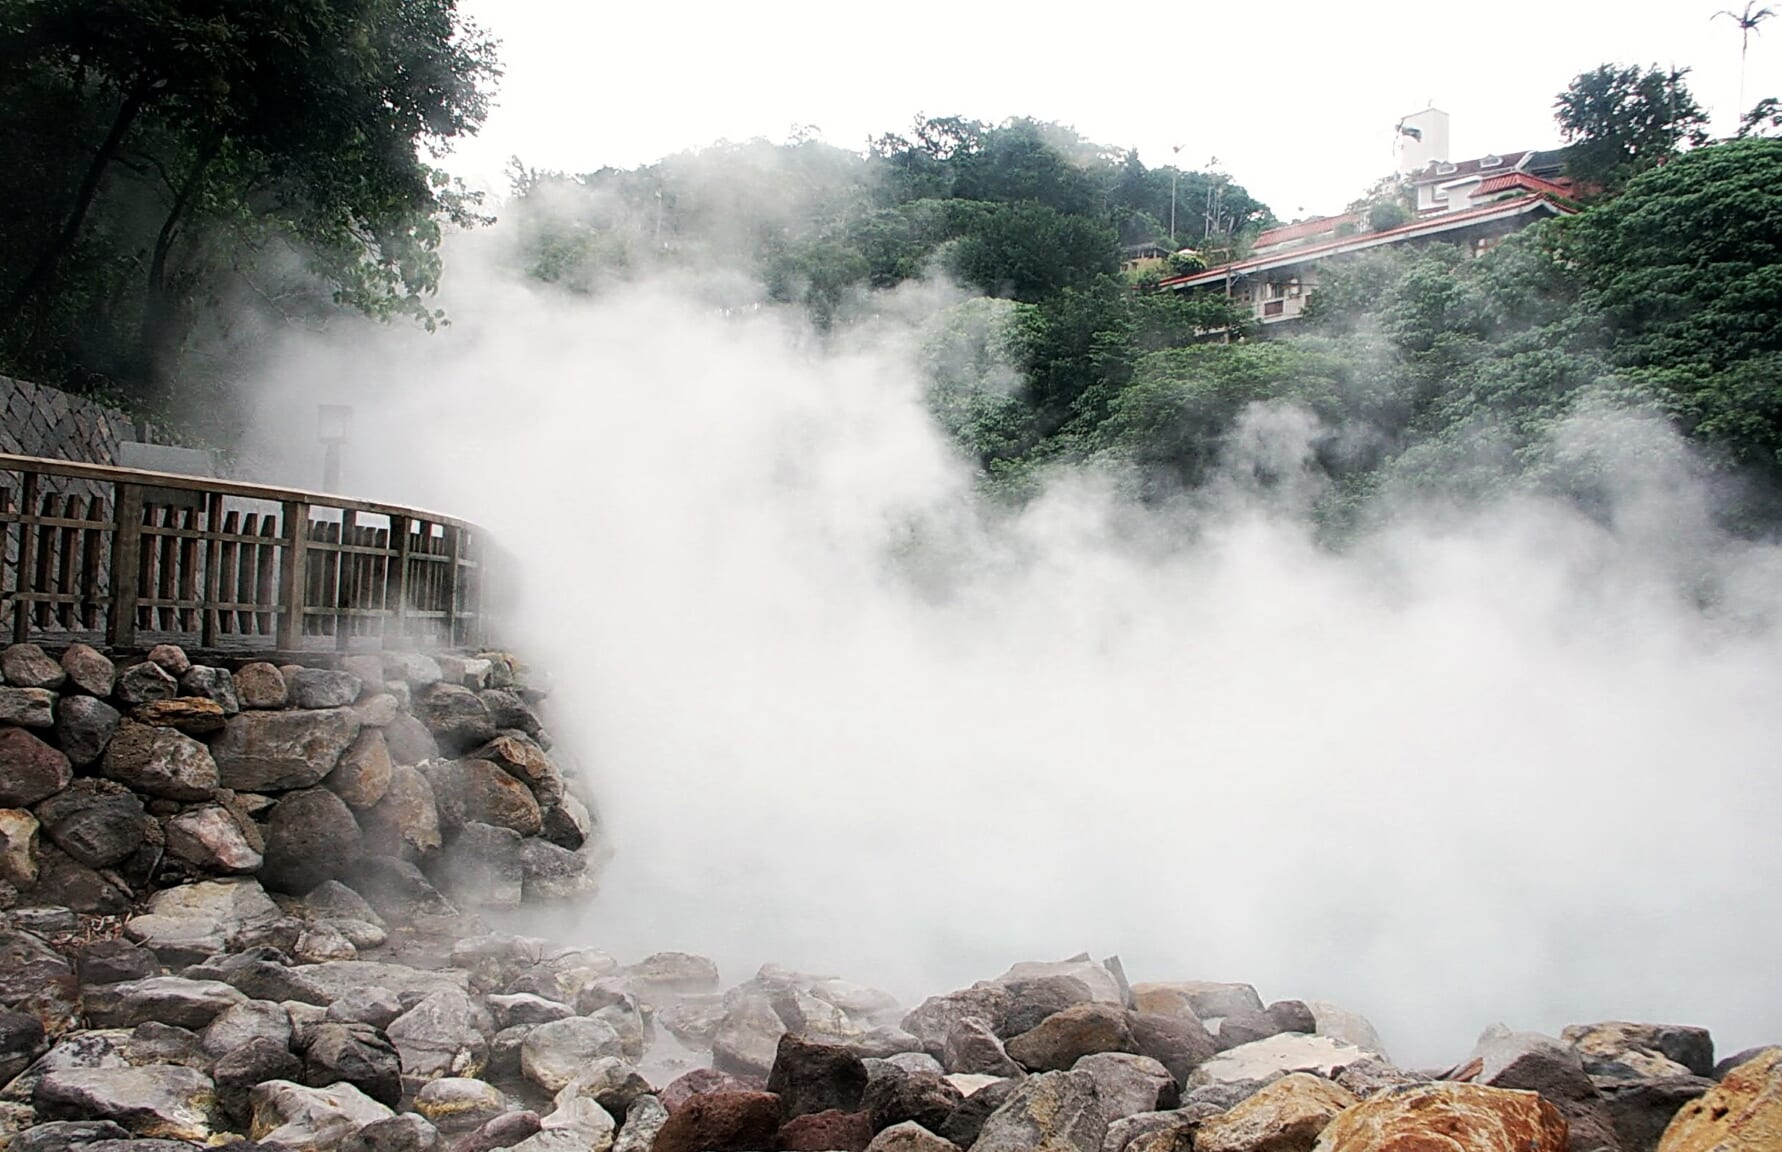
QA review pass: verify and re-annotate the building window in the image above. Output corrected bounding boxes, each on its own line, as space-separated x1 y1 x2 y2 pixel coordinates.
1263 300 1285 317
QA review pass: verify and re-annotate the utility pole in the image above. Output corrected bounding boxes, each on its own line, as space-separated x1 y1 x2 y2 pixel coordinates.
1169 144 1182 244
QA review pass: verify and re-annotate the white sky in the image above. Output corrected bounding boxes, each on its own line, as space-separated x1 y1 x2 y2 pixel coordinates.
447 0 1778 219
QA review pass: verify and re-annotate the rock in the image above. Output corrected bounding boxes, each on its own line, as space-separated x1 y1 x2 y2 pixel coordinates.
113 662 177 705
0 808 39 887
85 976 247 1029
1472 1024 1622 1152
200 997 292 1058
0 686 55 728
609 1094 667 1152
437 655 491 689
625 949 721 993
384 652 443 687
1305 1001 1388 1057
382 712 439 766
999 975 1100 1039
1565 1022 1717 1080
972 1068 1104 1152
863 1120 955 1152
1132 981 1263 1022
1311 1081 1568 1152
416 684 496 753
488 993 575 1029
478 689 540 736
324 986 404 1030
342 1113 443 1152
902 986 1013 1058
1219 1009 1288 1050
299 961 470 1005
59 644 115 696
144 644 191 676
27 849 129 916
1128 1010 1217 1085
123 1019 207 1070
1005 1002 1137 1072
652 1089 782 1152
0 727 71 805
2 644 64 690
937 1078 1018 1147
1191 1033 1372 1086
1715 1049 1770 1080
177 665 239 713
211 709 363 792
33 1065 216 1141
351 692 401 727
424 759 543 836
864 1067 962 1134
97 720 216 799
53 695 120 768
360 763 442 858
261 787 363 893
296 1021 404 1106
776 1107 873 1150
459 1111 543 1152
429 821 523 907
882 1052 947 1077
35 779 143 868
1193 1072 1358 1152
660 1068 767 1113
122 877 282 963
349 857 456 922
289 668 363 709
557 1056 654 1123
521 1015 623 1093
165 804 262 873
77 939 157 986
1103 1111 1196 1152
0 1006 45 1083
249 1078 395 1151
327 729 394 809
130 697 226 737
770 1032 870 1120
213 1035 304 1123
1654 1046 1782 1152
995 957 1124 1005
1597 1076 1714 1152
712 993 787 1077
944 1015 1024 1077
1072 1052 1175 1119
540 794 594 851
303 879 385 927
10 1120 134 1151
471 734 563 806
294 922 357 962
234 662 289 709
388 987 487 1085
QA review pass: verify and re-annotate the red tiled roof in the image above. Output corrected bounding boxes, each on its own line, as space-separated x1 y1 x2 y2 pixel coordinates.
1253 212 1363 250
1475 171 1574 199
1158 193 1576 290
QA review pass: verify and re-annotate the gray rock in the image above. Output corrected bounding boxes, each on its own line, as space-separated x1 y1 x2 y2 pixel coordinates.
199 998 292 1059
1472 1024 1623 1152
233 663 288 709
303 879 386 929
289 669 363 709
488 993 575 1029
300 1020 403 1107
1132 981 1264 1022
863 1066 963 1133
428 821 522 907
415 1076 506 1134
0 687 55 728
0 728 71 804
184 952 331 1006
112 662 177 706
327 729 393 809
210 709 363 792
261 788 363 893
33 1064 216 1141
521 1015 624 1093
1598 1075 1716 1152
1217 1009 1288 1050
945 1015 1025 1077
248 1078 395 1151
611 1093 666 1152
10 1120 132 1151
27 848 130 917
1128 1010 1216 1086
213 1035 303 1123
2 645 64 690
0 1005 45 1084
35 780 144 869
1305 999 1389 1057
1187 1033 1370 1086
144 645 191 676
85 976 247 1029
122 1019 206 1071
359 763 442 859
342 1112 442 1152
53 696 119 770
1005 1003 1137 1072
0 808 39 888
556 1057 653 1124
122 878 283 964
711 992 786 1078
902 985 1013 1057
477 690 541 737
294 923 357 962
436 655 491 689
1103 1110 1197 1152
178 665 239 714
1563 1021 1717 1080
1071 1052 1175 1119
387 987 487 1085
381 712 439 766
100 721 217 801
866 1120 957 1152
351 692 401 728
59 644 116 697
348 857 456 922
972 1068 1105 1152
383 653 443 687
165 804 262 874
416 683 495 753
325 987 404 1030
77 939 157 986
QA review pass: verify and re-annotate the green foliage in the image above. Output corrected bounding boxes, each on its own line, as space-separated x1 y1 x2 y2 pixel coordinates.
946 202 1119 301
1555 64 1709 192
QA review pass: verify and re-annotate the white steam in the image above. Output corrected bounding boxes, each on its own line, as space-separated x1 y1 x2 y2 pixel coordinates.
244 246 1782 1069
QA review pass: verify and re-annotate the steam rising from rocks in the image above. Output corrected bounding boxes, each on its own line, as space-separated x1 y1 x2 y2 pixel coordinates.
243 245 1782 1067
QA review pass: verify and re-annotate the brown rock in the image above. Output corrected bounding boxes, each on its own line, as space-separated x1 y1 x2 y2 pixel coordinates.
114 661 178 705
145 643 192 676
0 809 38 887
360 763 442 857
382 712 439 765
59 643 116 696
132 697 227 735
327 729 394 809
866 1120 959 1152
1 643 64 690
260 788 364 893
660 1068 767 1113
209 708 362 792
1005 1003 1138 1072
780 1108 875 1151
424 759 542 836
1311 1082 1569 1152
1658 1047 1782 1152
0 727 72 806
1197 1072 1357 1152
233 662 288 709
102 720 219 800
470 733 562 806
652 1089 782 1152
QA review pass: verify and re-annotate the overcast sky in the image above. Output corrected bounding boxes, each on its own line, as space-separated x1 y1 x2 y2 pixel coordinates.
446 0 1777 219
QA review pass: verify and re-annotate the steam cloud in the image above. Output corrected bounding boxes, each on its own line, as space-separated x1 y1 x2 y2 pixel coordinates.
243 233 1782 1069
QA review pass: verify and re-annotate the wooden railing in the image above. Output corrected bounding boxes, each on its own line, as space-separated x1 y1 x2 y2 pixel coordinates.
0 453 496 654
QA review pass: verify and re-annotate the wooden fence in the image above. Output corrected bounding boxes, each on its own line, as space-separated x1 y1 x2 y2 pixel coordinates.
0 453 495 653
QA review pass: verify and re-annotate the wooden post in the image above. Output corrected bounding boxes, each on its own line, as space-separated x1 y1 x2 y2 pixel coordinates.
276 500 309 652
201 491 223 649
335 509 356 651
107 482 143 649
388 514 410 648
441 523 461 648
12 471 38 644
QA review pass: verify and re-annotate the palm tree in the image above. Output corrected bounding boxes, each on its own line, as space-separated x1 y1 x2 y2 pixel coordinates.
1717 2 1776 110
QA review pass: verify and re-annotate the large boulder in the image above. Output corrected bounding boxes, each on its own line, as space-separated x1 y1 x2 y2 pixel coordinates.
101 720 218 799
301 1021 404 1107
113 661 178 705
471 733 563 806
768 1032 870 1120
200 998 292 1059
234 663 289 709
1129 1011 1217 1085
902 985 1012 1057
288 668 363 709
213 1035 304 1123
422 759 543 836
0 686 55 727
651 1089 782 1152
386 987 487 1086
428 821 523 907
1005 1003 1137 1072
327 729 394 809
54 695 120 768
1132 981 1263 1022
416 683 496 753
261 788 363 893
123 877 283 962
1 644 64 689
521 1016 624 1093
1600 1077 1716 1152
165 804 263 874
1072 1052 1175 1120
1471 1024 1622 1152
210 709 362 792
712 993 787 1077
1311 1082 1568 1152
0 727 71 805
34 779 143 868
1657 1047 1782 1152
0 928 80 1036
60 643 116 696
84 976 247 1029
382 712 440 766
1565 1022 1717 1080
359 764 442 858
249 1079 395 1152
33 1065 217 1141
972 1068 1106 1152
1190 1033 1372 1086
864 1066 963 1134
944 1015 1024 1077
1195 1072 1357 1152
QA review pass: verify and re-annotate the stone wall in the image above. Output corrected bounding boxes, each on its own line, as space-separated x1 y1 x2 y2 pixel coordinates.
0 377 139 466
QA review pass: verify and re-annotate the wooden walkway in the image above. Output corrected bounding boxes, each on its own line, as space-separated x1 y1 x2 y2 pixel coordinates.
0 453 496 654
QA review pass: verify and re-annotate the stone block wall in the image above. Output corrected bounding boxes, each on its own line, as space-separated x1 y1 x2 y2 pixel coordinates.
0 376 139 466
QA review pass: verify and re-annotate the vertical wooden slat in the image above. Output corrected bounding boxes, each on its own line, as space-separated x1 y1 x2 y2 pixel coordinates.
55 494 79 630
12 472 39 643
31 490 57 631
388 514 410 649
255 515 277 637
80 495 104 631
277 501 309 652
202 492 223 647
442 522 462 648
108 482 143 649
335 510 357 650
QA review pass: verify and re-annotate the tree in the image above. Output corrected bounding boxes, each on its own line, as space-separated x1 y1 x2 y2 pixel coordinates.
1716 3 1776 108
1554 65 1709 193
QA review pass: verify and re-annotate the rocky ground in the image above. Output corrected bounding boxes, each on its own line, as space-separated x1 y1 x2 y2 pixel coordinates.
1 641 1778 1152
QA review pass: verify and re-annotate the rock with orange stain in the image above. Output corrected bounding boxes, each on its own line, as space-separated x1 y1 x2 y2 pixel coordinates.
1657 1047 1782 1152
1311 1082 1568 1152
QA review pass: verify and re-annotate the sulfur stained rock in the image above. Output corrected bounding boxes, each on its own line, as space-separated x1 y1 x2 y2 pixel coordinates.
33 1064 218 1141
1310 1082 1568 1152
972 1068 1105 1152
1657 1047 1782 1152
1196 1072 1358 1152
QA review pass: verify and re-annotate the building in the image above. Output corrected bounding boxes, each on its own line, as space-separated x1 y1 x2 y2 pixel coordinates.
1159 112 1579 330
